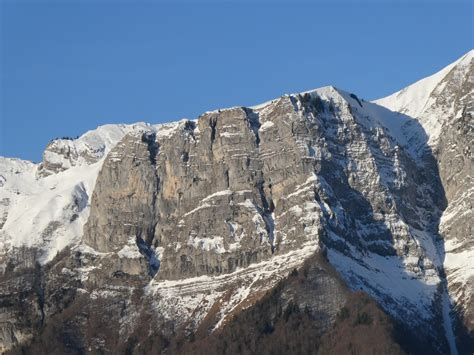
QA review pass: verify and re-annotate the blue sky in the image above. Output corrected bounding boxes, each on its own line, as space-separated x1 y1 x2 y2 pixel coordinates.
1 1 472 162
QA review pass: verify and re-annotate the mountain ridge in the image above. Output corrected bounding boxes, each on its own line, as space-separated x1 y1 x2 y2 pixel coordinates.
0 51 472 354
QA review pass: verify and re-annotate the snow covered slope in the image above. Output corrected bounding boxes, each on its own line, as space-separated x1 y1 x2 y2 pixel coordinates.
36 123 155 177
0 157 100 265
0 122 178 266
374 50 473 146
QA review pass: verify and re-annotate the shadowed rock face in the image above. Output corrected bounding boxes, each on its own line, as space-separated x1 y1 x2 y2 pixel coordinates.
376 52 474 345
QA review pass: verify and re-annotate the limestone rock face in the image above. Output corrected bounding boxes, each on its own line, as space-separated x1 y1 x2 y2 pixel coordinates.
83 99 324 279
84 131 159 253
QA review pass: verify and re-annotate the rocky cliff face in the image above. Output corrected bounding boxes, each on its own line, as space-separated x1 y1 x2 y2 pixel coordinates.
0 52 472 354
377 51 474 350
436 59 473 336
83 97 325 280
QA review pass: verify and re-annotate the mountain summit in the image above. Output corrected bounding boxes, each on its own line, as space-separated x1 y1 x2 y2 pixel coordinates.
375 50 473 146
0 51 472 354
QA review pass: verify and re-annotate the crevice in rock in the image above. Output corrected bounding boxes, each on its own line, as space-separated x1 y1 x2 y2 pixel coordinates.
244 108 261 147
138 130 161 277
210 117 218 145
141 131 159 165
184 120 196 135
181 151 189 163
224 169 230 188
262 213 275 254
257 180 276 253
136 235 160 277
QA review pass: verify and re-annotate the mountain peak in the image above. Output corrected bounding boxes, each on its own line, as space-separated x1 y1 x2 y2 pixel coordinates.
374 50 473 145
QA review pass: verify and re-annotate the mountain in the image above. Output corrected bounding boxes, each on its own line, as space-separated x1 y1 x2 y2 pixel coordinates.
376 50 474 353
0 51 472 355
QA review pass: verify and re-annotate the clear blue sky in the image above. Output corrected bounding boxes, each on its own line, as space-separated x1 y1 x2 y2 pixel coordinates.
1 1 472 162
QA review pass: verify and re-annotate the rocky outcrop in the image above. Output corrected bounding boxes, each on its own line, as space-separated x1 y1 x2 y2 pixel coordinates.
36 123 151 177
84 99 324 280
